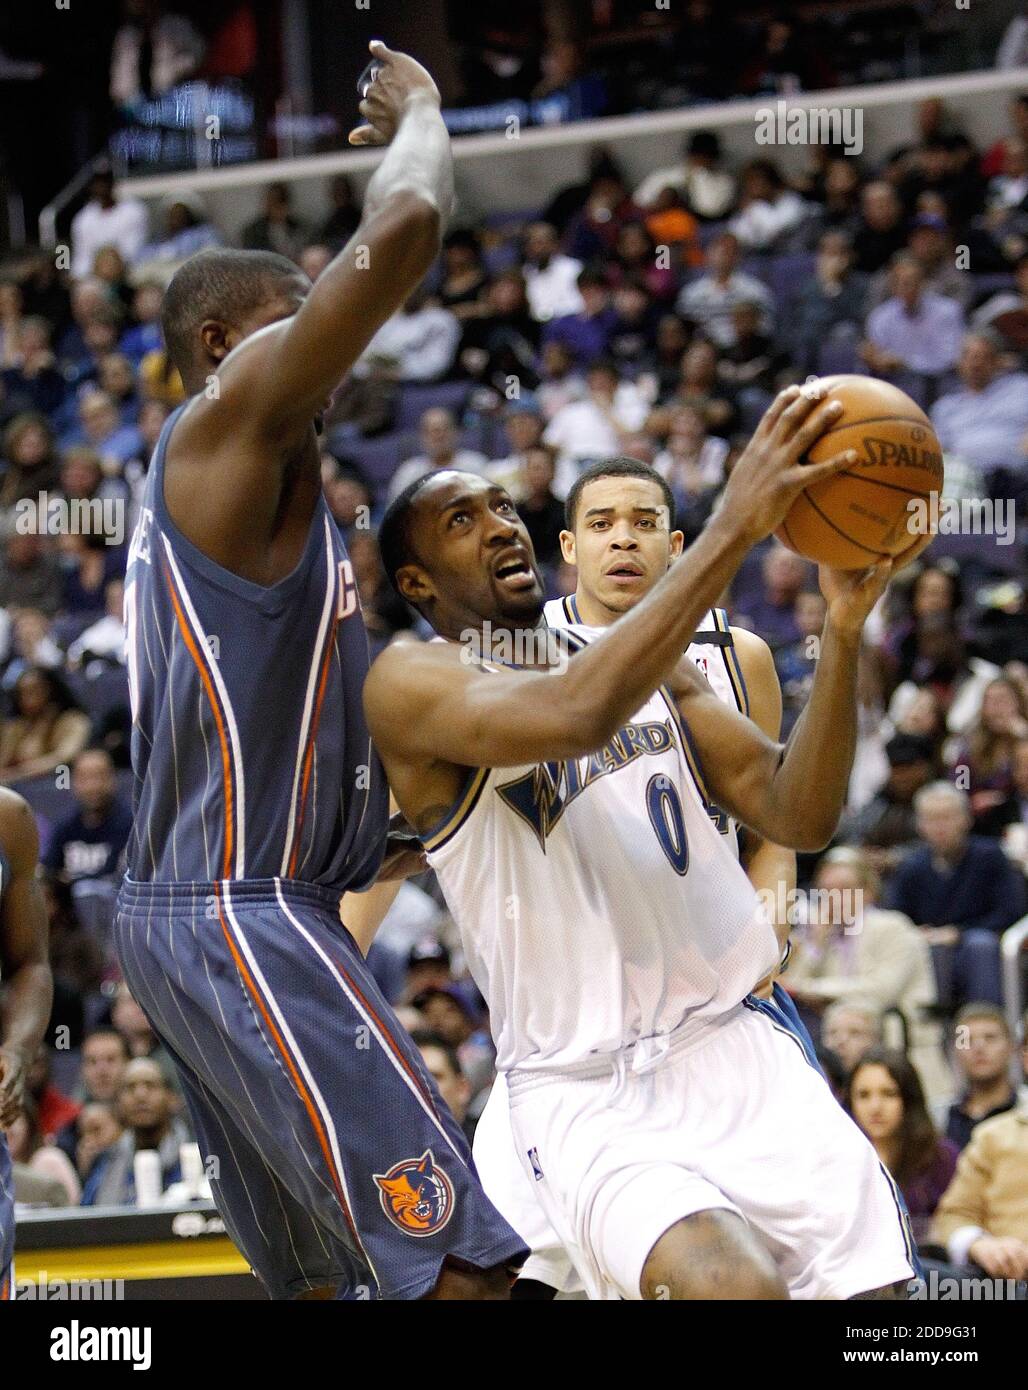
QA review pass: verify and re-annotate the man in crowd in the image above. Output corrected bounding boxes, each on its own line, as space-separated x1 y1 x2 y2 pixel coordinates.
44 749 132 889
945 1004 1021 1151
886 783 1025 1008
89 1058 191 1207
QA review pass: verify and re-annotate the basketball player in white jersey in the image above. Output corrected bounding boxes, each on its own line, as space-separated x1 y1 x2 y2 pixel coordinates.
364 386 929 1299
472 456 798 1297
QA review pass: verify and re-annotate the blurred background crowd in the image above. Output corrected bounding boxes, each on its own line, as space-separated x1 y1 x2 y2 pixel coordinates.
0 0 1026 1292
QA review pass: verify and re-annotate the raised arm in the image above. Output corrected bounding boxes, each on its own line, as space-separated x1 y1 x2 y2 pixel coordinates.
0 790 52 1127
166 45 451 561
670 538 935 853
367 388 858 772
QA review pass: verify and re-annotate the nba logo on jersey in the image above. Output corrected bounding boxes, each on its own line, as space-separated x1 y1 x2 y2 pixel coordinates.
373 1151 455 1237
527 1147 544 1181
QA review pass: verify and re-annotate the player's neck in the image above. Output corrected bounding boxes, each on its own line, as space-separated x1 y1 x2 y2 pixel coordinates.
573 588 620 628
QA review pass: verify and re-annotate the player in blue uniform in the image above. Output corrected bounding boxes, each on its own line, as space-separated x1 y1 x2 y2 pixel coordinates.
114 42 526 1300
0 788 54 1302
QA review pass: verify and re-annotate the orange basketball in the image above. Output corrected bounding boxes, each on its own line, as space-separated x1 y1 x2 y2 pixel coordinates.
775 375 944 569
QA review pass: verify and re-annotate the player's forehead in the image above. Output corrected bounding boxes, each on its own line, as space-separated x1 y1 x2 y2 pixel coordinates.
578 474 666 520
419 471 510 519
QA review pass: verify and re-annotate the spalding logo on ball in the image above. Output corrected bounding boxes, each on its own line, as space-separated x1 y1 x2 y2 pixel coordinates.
776 375 944 568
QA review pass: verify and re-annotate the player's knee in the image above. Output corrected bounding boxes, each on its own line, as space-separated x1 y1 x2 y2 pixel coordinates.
641 1210 788 1301
428 1258 511 1300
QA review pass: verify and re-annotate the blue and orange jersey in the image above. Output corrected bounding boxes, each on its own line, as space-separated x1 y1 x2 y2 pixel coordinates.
123 406 388 891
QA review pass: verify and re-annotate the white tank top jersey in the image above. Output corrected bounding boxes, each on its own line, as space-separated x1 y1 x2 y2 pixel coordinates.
423 607 779 1074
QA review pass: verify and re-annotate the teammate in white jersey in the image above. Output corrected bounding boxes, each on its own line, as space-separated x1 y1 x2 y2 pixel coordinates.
364 386 929 1299
473 457 799 1297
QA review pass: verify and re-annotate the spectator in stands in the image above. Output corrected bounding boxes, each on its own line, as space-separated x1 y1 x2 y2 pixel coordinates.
24 1044 80 1143
0 413 61 511
69 164 148 280
321 173 361 250
136 195 222 271
76 1101 125 1206
5 1095 81 1206
433 229 489 321
606 277 661 375
868 212 972 310
75 389 142 471
950 676 1028 830
862 255 965 391
733 544 807 649
2 316 65 418
728 158 810 253
788 846 951 1102
90 1058 190 1206
110 983 162 1064
109 3 205 106
361 286 460 384
821 1000 882 1076
412 1029 474 1143
0 533 62 617
930 1014 1028 1281
54 1027 130 1163
0 278 25 366
931 331 1028 496
2 609 62 687
97 354 140 426
564 164 638 265
676 232 774 349
388 407 487 503
610 221 685 301
514 445 564 568
838 732 936 873
410 985 495 1101
945 1004 1020 1152
459 270 540 391
541 266 616 367
0 666 90 784
60 532 124 620
716 299 789 422
544 359 649 494
241 181 309 261
787 230 868 377
67 578 127 672
404 938 453 1003
521 222 584 323
655 338 737 438
653 404 725 543
852 181 909 273
44 748 132 887
886 782 1024 1009
119 282 165 365
633 130 736 222
486 399 546 496
846 1048 958 1244
774 589 827 736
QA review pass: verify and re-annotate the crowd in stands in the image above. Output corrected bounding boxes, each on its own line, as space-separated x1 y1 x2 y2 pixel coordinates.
1 87 1027 1290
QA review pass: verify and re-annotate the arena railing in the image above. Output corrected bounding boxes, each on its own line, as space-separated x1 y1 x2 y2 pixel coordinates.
1000 912 1028 1053
38 67 1028 250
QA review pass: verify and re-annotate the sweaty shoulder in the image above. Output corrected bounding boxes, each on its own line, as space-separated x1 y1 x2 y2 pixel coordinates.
364 638 458 735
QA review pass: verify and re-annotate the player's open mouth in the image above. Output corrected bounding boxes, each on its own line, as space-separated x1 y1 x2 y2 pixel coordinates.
493 554 536 589
605 563 644 582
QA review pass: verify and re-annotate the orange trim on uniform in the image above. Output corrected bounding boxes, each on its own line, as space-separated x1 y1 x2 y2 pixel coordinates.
215 886 361 1249
164 563 235 879
288 610 340 877
0 1267 10 1300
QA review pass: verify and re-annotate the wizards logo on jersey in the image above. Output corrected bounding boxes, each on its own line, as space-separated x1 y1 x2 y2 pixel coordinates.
496 717 677 850
373 1150 455 1237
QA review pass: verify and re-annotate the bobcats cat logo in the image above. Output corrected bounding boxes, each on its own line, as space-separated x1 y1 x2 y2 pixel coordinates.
374 1150 455 1236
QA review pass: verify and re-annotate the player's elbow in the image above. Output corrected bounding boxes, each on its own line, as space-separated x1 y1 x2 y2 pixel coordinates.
785 809 840 854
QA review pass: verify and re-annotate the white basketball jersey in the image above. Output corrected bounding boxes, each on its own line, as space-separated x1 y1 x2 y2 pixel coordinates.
424 624 779 1073
545 598 751 856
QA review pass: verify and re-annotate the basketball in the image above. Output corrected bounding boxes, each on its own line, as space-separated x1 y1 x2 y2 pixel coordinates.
775 375 944 569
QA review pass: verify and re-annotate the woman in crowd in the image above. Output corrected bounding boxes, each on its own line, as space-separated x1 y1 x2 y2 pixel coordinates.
847 1048 959 1245
0 664 91 783
5 1094 82 1206
0 412 61 510
950 675 1028 830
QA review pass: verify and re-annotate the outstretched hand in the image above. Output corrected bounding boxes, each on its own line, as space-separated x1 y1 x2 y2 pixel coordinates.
348 41 441 147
